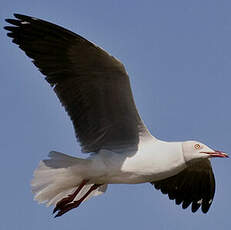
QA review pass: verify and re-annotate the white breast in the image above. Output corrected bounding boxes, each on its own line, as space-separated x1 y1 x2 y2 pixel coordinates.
91 138 187 184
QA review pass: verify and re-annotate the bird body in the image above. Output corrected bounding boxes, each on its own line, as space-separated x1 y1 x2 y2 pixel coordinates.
80 138 185 185
32 137 186 210
5 14 228 217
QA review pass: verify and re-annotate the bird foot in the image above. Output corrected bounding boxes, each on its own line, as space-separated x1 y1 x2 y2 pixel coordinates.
53 179 89 214
53 183 102 217
54 200 82 217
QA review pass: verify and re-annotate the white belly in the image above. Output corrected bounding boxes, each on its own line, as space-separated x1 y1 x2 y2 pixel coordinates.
89 140 186 184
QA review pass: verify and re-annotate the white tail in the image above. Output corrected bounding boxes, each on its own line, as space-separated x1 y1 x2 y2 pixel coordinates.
31 151 107 207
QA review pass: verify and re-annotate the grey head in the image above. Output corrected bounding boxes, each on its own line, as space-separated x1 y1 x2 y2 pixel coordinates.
182 140 228 164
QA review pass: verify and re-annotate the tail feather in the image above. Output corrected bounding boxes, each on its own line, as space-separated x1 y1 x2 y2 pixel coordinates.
31 151 107 207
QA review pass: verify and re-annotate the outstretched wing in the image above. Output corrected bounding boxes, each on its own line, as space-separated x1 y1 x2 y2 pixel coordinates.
151 159 215 213
5 14 151 153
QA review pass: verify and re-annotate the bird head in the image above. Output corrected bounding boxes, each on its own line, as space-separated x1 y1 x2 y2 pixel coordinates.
182 141 228 163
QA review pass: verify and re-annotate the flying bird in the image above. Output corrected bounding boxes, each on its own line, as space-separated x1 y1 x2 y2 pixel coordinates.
4 14 228 217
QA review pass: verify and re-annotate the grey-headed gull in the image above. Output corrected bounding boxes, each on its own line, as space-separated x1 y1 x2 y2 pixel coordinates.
5 14 228 217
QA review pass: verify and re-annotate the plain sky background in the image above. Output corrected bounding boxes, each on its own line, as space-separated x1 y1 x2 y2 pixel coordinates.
1 0 231 229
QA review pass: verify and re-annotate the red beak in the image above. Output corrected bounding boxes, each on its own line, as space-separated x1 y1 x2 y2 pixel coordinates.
200 150 229 158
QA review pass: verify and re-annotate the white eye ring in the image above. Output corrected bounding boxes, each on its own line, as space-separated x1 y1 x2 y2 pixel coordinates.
194 144 201 149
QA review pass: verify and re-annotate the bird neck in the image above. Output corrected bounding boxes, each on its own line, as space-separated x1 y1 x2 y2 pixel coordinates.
145 140 187 180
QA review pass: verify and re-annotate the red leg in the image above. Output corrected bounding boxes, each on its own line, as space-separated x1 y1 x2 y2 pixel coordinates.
53 179 89 214
54 184 102 217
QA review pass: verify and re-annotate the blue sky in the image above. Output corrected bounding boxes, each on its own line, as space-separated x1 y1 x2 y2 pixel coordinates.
1 0 231 229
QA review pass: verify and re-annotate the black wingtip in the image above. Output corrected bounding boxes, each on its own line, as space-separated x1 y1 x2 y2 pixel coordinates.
14 13 21 17
5 18 11 23
14 13 27 19
6 32 14 38
13 13 39 22
4 26 15 31
3 26 10 31
5 13 27 21
5 18 20 26
191 202 201 213
201 203 210 214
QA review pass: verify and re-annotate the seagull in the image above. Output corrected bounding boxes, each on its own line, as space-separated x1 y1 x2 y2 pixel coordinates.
5 14 228 217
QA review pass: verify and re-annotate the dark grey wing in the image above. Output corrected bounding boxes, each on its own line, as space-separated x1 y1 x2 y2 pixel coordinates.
151 159 215 213
5 14 150 153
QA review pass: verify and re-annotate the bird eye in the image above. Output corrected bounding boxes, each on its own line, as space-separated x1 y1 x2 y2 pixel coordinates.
194 144 201 149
